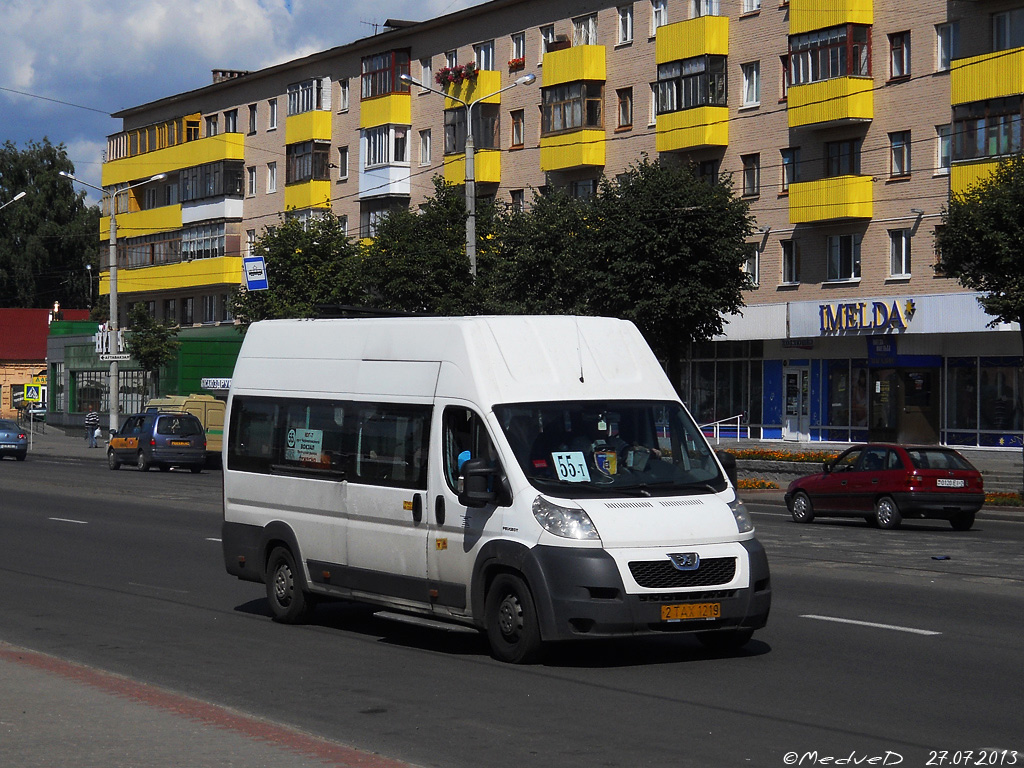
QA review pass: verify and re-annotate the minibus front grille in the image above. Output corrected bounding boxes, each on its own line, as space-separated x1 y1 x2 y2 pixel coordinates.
628 557 736 589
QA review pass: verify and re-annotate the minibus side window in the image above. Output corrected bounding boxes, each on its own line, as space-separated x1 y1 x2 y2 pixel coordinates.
228 396 282 473
351 404 430 489
443 407 499 493
281 400 351 474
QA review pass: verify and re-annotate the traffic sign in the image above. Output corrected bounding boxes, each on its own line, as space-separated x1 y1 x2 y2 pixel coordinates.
100 353 132 362
243 256 269 291
25 385 42 402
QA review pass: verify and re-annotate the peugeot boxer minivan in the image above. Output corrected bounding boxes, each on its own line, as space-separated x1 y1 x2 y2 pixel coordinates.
221 316 770 662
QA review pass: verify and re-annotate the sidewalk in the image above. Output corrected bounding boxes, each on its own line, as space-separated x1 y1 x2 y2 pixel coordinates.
21 422 107 462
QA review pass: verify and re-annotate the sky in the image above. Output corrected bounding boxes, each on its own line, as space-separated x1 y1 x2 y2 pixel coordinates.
0 0 483 204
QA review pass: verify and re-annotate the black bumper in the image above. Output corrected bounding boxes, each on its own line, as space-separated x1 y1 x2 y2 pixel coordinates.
891 491 984 519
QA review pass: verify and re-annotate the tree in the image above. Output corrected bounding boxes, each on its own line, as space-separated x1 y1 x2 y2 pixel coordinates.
0 139 100 309
936 157 1024 491
229 214 361 324
125 303 180 399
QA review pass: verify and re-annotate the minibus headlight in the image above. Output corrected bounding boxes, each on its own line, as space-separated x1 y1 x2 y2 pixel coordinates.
729 498 754 534
532 496 600 540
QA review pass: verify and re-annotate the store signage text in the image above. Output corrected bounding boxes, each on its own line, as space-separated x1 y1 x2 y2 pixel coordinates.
819 300 915 334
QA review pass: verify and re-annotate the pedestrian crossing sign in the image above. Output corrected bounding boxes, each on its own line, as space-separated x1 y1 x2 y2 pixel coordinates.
25 385 42 403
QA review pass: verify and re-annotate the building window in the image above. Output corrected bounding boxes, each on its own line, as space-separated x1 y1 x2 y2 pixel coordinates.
179 161 244 202
780 55 790 100
781 147 799 193
540 25 556 54
541 83 603 134
339 78 350 112
163 299 177 324
288 78 329 115
789 24 871 85
936 23 958 72
446 49 458 68
268 99 278 130
952 96 1024 161
365 126 411 167
337 146 349 179
203 295 218 324
826 234 861 281
993 10 1024 52
651 0 668 33
475 40 496 70
742 0 761 12
889 229 911 277
696 158 719 183
224 109 238 133
936 124 951 175
741 154 760 196
419 129 431 165
286 141 331 184
743 246 759 286
890 130 911 176
570 179 597 200
267 162 277 193
181 224 226 262
510 189 525 212
656 55 727 114
825 138 861 177
248 104 258 134
889 31 910 79
611 89 631 130
691 0 719 18
573 14 598 46
361 50 410 99
181 297 194 325
205 115 218 137
741 61 760 107
781 240 799 284
419 59 431 90
512 32 526 61
511 109 525 147
618 6 633 44
445 105 499 153
246 230 256 257
246 166 256 196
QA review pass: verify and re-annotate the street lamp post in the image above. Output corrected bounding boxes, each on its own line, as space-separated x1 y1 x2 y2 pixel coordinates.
400 72 536 276
0 191 26 211
59 171 165 433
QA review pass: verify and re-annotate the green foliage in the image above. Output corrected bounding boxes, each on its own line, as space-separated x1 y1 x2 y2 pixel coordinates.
0 139 100 309
936 156 1024 331
125 303 180 396
229 214 360 324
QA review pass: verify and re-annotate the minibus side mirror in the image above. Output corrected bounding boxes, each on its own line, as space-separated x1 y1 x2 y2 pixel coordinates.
459 457 499 508
715 450 738 489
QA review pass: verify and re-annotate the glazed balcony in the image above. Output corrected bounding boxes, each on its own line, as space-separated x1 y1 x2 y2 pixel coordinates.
656 107 728 152
789 0 872 36
789 175 872 223
655 16 729 64
788 77 873 128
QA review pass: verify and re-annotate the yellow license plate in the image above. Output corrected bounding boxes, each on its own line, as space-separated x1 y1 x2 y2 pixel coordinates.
661 603 721 621
170 440 190 446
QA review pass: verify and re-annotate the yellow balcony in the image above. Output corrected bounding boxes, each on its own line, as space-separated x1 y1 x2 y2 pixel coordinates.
542 45 606 87
284 180 332 211
443 149 501 184
360 93 411 129
286 110 332 143
655 16 729 64
444 71 502 108
789 175 873 223
539 130 605 171
102 134 245 187
952 46 1024 105
950 160 1000 196
788 77 873 128
100 205 182 240
656 107 728 152
100 256 243 296
789 0 872 35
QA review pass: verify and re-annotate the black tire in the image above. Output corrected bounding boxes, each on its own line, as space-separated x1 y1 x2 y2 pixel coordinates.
107 449 121 471
696 628 755 652
950 511 975 531
136 451 150 472
485 573 543 664
790 491 815 523
266 546 315 623
159 465 170 472
875 496 902 529
15 453 26 462
189 466 202 474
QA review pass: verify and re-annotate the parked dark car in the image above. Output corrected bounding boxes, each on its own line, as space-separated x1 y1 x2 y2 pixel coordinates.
784 444 984 530
108 412 206 473
0 419 28 461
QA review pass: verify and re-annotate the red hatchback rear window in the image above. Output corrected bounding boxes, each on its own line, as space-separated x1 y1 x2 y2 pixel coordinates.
905 449 973 471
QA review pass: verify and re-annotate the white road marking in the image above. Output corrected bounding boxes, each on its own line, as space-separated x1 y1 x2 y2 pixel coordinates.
206 537 222 542
801 614 942 636
48 517 88 525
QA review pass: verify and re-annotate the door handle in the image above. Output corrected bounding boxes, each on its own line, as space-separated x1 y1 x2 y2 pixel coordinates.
411 494 422 524
872 479 880 484
434 495 445 526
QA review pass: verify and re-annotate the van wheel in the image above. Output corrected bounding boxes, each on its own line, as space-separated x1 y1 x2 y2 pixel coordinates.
136 452 150 472
950 511 975 531
159 465 170 472
266 546 314 624
107 449 121 471
189 466 202 474
486 574 542 664
790 491 814 523
696 628 754 652
875 496 902 529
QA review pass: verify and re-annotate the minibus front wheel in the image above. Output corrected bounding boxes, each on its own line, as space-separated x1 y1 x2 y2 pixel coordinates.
266 546 315 623
485 573 542 664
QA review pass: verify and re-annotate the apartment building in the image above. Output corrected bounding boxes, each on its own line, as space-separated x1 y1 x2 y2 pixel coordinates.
82 0 1022 449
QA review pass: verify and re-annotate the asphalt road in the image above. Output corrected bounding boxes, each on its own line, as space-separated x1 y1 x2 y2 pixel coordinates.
1 454 1022 768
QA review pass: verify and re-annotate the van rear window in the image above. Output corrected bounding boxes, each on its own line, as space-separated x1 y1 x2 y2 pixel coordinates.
227 395 430 489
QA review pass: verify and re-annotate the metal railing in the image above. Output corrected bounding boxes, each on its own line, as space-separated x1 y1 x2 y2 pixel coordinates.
699 414 746 444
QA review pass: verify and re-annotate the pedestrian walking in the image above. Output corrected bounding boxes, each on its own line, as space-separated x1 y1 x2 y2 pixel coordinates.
85 407 100 448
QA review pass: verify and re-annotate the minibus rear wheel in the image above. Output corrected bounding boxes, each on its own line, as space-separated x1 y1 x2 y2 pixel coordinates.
485 573 542 664
266 546 315 623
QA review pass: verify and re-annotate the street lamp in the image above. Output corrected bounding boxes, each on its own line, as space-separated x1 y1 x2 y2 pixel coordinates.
59 171 166 433
0 191 26 211
400 71 536 276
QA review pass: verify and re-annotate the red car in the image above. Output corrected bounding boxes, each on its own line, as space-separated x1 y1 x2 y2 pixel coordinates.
784 444 984 530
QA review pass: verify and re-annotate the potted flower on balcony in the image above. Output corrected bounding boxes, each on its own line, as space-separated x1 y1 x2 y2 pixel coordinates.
435 62 479 86
508 57 526 72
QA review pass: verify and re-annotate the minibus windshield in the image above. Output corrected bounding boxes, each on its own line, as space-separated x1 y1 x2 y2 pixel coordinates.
494 400 726 496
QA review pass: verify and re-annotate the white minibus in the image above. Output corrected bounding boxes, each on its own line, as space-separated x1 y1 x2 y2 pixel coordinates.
222 315 770 662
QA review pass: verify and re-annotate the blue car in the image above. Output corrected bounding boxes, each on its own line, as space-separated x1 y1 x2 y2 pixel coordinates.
0 419 28 461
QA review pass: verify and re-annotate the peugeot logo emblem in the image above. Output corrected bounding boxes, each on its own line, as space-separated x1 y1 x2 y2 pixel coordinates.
668 552 700 571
